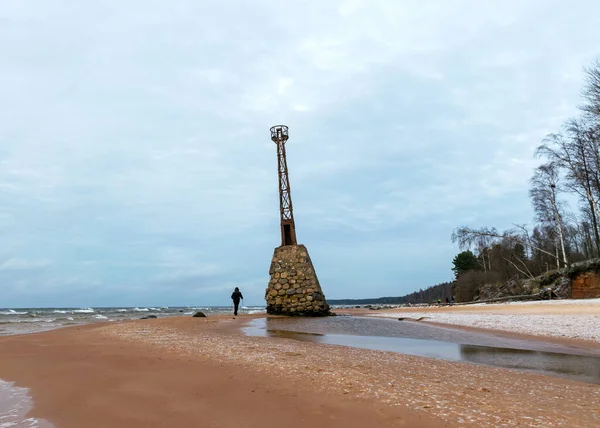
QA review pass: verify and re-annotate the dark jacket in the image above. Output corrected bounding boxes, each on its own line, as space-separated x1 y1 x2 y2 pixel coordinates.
231 290 243 303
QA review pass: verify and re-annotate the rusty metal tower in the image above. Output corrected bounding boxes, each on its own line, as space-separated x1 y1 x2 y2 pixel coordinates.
271 125 297 246
265 125 330 316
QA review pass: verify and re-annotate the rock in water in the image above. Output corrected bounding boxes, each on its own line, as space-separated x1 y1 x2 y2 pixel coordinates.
192 311 206 318
141 315 158 319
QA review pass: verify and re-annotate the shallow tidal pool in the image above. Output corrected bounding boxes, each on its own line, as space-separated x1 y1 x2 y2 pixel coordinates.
244 315 600 385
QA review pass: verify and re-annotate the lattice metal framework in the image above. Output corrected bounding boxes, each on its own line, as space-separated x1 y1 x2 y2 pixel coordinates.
270 125 297 246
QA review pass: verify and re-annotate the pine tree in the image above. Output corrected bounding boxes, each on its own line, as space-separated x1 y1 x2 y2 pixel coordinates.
451 251 480 279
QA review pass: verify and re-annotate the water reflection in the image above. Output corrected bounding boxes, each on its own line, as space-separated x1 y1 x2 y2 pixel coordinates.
459 345 600 384
244 317 600 385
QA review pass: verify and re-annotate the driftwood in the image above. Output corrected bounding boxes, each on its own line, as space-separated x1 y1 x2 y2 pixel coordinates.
454 288 560 306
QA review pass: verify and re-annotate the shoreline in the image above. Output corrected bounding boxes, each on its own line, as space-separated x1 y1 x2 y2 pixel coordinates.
341 313 600 353
0 317 445 428
0 378 52 428
339 298 600 347
421 318 600 351
0 306 266 337
1 316 598 427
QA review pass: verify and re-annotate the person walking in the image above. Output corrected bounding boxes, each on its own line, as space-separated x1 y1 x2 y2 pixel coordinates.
231 287 244 316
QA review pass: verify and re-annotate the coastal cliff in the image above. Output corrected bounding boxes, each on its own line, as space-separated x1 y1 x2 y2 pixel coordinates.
474 258 600 301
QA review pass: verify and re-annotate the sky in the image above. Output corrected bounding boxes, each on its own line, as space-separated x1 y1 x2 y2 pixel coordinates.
1 1 600 307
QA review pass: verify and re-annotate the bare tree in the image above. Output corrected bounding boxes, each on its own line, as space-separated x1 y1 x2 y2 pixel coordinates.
581 59 600 121
537 124 600 256
578 204 599 259
451 226 559 267
529 163 569 268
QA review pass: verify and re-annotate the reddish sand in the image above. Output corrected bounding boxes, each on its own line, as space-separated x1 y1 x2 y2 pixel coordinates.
2 315 600 427
0 317 447 428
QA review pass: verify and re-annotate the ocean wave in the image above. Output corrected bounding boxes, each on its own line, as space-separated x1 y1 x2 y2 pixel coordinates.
53 310 67 314
0 379 50 427
73 308 95 313
0 310 28 315
132 307 149 312
116 309 128 312
94 314 108 320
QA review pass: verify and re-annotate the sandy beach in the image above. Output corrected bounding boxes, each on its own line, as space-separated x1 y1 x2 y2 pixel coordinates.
365 298 600 346
1 311 599 427
0 316 444 428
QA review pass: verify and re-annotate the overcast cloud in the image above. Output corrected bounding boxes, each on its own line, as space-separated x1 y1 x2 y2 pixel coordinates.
1 0 599 307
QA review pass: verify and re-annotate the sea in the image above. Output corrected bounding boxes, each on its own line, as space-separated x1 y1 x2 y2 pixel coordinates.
0 306 266 337
0 305 266 427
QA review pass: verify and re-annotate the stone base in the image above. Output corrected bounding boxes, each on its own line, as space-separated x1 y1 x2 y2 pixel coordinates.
265 244 330 316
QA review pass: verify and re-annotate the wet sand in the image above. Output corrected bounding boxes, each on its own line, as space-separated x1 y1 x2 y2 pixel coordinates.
1 315 599 427
347 299 600 347
245 316 600 384
0 316 444 428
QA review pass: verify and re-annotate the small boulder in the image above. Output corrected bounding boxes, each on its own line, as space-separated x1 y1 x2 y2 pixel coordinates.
141 315 158 319
192 311 207 318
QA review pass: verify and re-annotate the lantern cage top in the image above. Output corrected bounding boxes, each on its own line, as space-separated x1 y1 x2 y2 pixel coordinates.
270 125 289 143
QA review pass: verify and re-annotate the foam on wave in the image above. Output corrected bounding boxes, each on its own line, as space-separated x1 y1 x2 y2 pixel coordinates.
0 379 52 427
72 308 95 314
0 310 28 316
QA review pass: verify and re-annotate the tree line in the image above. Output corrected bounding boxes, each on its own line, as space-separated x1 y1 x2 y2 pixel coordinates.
333 59 600 306
449 58 600 301
328 281 453 306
